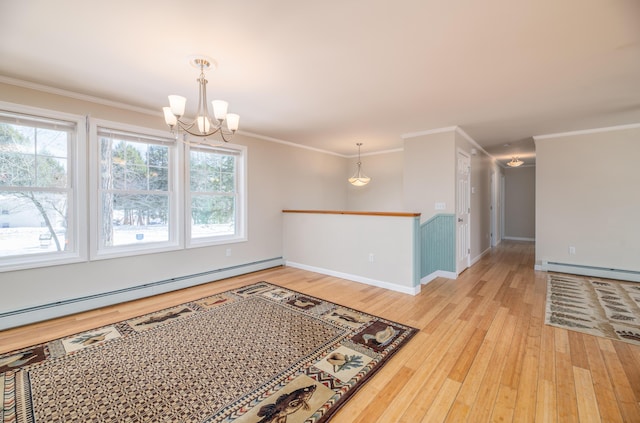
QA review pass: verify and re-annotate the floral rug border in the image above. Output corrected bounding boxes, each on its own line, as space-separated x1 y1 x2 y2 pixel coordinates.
1 281 417 423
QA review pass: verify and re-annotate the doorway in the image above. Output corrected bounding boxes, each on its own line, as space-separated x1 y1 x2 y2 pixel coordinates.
456 150 471 274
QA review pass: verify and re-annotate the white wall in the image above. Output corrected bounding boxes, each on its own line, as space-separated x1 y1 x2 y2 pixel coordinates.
504 166 535 240
346 150 404 212
535 125 640 274
283 212 419 294
403 131 456 222
0 82 348 323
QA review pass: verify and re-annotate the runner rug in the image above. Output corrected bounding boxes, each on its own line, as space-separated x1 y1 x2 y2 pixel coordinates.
0 281 417 422
545 273 640 346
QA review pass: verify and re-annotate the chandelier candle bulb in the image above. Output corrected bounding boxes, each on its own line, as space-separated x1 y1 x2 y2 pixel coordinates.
196 116 211 133
226 113 240 132
163 107 177 126
212 100 229 120
168 95 187 117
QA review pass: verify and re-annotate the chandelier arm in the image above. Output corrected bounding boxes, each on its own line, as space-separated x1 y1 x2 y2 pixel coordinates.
175 119 236 141
180 124 222 138
175 117 200 133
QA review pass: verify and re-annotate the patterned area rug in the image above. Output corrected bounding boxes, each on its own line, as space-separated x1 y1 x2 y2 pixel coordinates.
0 282 416 422
545 274 640 346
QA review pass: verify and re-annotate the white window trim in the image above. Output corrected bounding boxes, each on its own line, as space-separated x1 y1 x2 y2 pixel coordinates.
185 142 248 249
89 118 183 260
0 101 87 272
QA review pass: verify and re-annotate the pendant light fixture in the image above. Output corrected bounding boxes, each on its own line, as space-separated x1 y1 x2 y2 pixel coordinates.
348 143 371 186
507 156 524 167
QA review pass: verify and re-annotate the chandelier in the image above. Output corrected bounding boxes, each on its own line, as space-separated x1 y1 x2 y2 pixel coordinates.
163 57 239 143
507 156 524 167
348 143 371 186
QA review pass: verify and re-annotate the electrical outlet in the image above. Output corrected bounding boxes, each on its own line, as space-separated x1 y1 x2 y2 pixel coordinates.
568 246 576 255
226 248 232 257
368 253 375 263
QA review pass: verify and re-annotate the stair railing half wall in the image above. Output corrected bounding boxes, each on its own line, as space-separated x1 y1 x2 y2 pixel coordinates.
420 214 457 284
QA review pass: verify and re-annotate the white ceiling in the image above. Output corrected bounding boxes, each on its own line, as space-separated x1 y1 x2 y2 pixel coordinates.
1 0 639 164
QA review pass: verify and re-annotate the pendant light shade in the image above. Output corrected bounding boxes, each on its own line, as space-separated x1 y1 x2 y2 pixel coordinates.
348 143 371 186
507 156 524 167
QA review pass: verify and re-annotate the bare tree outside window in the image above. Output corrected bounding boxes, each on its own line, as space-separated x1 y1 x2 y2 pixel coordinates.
0 121 71 256
189 148 237 239
98 133 171 248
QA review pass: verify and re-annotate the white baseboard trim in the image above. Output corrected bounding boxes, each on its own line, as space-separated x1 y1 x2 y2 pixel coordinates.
0 258 284 330
421 270 457 285
503 236 535 242
470 247 491 266
541 261 640 283
285 261 420 296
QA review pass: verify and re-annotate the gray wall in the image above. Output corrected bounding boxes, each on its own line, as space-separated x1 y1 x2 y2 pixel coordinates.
346 150 404 212
535 125 640 272
504 166 536 240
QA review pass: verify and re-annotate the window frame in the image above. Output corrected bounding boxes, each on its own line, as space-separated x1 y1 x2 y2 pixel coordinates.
89 119 183 260
0 107 248 270
185 142 247 248
0 101 87 272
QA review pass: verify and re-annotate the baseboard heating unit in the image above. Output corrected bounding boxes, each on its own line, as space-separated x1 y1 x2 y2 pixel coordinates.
543 261 640 283
0 258 284 330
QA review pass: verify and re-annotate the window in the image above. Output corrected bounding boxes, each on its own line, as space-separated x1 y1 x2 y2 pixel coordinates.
0 103 86 271
187 144 246 246
1 108 247 269
92 122 179 258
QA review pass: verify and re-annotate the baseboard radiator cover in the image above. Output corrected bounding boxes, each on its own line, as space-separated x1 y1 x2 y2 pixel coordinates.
543 261 640 283
0 257 284 330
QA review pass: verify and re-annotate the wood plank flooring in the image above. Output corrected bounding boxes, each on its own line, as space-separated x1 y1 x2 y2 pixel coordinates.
2 241 639 422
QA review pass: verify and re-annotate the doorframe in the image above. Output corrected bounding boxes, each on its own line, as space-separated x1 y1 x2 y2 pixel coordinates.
500 173 506 242
491 169 500 247
456 148 471 274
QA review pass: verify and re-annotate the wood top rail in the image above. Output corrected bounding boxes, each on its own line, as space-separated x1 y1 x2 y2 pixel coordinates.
282 210 421 217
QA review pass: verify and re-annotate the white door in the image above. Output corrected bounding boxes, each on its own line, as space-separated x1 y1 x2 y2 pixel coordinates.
456 150 471 274
490 170 497 247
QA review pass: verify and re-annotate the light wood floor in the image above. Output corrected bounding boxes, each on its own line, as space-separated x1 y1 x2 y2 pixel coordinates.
2 241 639 422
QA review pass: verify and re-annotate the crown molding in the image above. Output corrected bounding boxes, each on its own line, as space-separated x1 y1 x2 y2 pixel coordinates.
400 126 458 139
237 131 346 157
1 75 385 159
533 122 640 140
0 75 159 117
454 126 493 159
